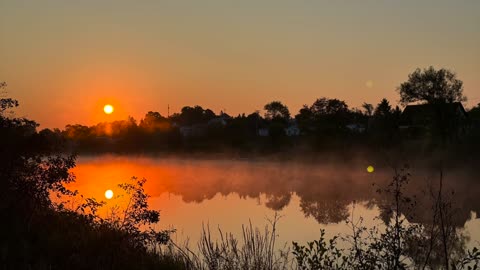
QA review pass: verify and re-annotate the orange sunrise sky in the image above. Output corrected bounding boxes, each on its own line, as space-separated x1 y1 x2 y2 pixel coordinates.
1 1 479 128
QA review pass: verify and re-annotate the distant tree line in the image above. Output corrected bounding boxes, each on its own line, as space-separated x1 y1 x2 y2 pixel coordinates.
37 66 479 154
43 97 396 153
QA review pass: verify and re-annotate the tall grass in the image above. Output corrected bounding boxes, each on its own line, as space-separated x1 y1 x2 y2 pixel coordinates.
167 166 480 270
170 213 292 270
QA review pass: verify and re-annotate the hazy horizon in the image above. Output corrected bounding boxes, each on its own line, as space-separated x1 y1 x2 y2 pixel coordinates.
1 0 479 128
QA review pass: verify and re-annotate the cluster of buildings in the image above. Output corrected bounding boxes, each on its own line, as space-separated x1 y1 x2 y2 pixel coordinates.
177 103 472 139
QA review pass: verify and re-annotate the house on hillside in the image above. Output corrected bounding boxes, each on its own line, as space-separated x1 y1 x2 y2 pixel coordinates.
399 102 469 139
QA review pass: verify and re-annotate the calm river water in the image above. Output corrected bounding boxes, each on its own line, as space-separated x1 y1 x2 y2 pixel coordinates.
70 155 480 249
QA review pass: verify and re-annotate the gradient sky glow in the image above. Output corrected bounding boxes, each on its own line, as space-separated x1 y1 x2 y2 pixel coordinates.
1 0 479 128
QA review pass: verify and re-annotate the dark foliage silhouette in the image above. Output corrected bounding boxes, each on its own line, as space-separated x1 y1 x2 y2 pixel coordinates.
398 66 466 105
50 67 479 156
0 83 184 269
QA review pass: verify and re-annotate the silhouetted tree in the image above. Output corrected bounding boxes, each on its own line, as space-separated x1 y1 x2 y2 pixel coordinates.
264 101 290 122
369 99 399 145
398 68 471 145
0 82 19 115
374 98 393 117
295 105 314 134
38 128 65 151
311 98 349 116
398 66 466 105
469 103 480 121
246 111 264 132
362 102 374 117
140 111 170 132
263 101 290 143
64 124 92 140
0 84 182 269
310 97 350 137
0 87 76 216
172 105 216 126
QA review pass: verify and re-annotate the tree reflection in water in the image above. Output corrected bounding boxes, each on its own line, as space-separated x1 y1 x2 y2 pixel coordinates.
71 156 480 255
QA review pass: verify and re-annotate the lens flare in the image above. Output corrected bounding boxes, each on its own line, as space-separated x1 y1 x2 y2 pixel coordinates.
367 165 374 173
366 80 374 88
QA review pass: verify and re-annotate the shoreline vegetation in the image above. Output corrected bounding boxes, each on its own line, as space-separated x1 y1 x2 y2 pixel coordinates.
32 67 480 158
1 67 480 269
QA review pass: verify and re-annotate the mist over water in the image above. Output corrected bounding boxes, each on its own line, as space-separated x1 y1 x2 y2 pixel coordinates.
70 155 480 249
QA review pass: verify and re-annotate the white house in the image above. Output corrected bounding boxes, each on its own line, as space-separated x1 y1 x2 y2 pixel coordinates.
346 123 366 133
285 125 300 136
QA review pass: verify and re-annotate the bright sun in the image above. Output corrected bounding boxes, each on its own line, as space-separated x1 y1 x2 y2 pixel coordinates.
105 189 114 199
103 104 114 114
